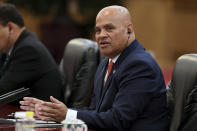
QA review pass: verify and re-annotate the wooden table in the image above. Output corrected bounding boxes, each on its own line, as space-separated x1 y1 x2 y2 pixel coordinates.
0 104 20 118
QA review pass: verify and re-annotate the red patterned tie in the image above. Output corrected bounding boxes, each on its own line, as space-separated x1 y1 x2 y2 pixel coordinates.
106 60 114 81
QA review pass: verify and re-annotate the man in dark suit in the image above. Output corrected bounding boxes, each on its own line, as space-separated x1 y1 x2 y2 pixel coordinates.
20 5 169 131
0 3 64 102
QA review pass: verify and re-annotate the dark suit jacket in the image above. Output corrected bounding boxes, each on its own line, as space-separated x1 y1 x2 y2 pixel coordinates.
76 40 169 131
0 29 64 102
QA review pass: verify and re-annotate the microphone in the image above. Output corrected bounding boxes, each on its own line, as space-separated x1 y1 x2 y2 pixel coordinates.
0 87 31 105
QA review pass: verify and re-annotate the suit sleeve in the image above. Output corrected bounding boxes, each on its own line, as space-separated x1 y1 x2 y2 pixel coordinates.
0 46 40 94
76 60 164 130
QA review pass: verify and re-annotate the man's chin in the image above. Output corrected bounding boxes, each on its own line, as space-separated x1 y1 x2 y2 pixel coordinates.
100 52 113 59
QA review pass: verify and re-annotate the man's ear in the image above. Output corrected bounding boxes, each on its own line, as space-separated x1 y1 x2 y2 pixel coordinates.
127 24 134 34
127 29 131 34
7 22 14 33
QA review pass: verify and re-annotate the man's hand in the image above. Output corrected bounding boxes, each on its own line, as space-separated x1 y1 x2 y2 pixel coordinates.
35 96 68 122
20 97 43 112
20 97 44 118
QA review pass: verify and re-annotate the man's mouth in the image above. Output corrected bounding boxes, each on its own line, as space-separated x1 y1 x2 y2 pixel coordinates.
99 41 110 48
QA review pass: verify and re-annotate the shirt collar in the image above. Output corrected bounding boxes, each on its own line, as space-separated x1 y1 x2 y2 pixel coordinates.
109 54 120 63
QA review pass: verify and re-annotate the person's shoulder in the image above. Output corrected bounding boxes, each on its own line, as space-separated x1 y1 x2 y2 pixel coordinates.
15 33 48 54
126 48 154 63
122 50 161 74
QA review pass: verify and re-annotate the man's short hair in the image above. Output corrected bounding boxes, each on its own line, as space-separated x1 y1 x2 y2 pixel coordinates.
0 3 24 27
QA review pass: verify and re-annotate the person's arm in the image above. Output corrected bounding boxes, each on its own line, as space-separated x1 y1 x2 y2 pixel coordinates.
27 64 155 128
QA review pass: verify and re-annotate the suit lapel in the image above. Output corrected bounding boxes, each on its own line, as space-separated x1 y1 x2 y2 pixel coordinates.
0 53 11 76
0 45 16 75
98 61 116 110
96 59 108 109
0 54 6 68
0 54 6 77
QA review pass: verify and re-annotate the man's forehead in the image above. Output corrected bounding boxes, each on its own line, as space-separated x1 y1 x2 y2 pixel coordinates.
96 15 125 29
96 11 120 24
95 22 114 28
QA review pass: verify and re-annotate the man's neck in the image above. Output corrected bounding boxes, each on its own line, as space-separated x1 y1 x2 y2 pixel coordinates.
5 27 25 53
14 27 25 44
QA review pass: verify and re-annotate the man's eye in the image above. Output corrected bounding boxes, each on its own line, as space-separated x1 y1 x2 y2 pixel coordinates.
106 26 113 31
95 29 100 34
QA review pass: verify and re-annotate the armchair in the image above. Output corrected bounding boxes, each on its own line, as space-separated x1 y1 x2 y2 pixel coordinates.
167 54 197 131
59 38 102 108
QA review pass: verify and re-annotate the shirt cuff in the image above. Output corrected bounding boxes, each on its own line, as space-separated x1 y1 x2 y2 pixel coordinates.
65 109 78 120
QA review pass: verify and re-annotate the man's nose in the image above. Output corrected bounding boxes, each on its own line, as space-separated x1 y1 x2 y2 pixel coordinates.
97 30 108 39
